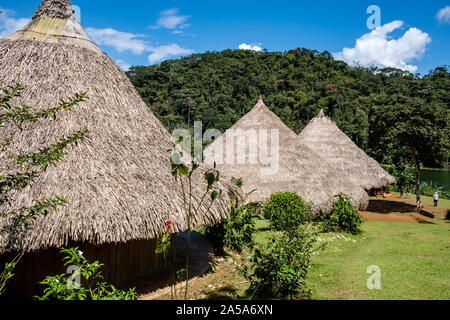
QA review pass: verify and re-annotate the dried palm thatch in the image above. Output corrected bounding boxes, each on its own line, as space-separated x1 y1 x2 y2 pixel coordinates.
204 98 369 213
0 0 241 253
298 109 396 190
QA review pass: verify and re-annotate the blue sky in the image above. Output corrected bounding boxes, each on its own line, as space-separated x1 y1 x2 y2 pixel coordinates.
1 0 449 75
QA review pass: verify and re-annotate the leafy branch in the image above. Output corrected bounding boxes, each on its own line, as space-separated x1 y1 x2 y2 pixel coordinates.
169 146 222 299
0 84 88 296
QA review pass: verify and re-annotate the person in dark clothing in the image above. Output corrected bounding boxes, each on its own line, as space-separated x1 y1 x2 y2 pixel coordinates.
399 186 404 198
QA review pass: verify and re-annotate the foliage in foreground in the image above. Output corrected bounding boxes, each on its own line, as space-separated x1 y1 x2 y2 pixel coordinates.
321 193 363 235
244 224 323 299
205 200 262 254
0 255 20 296
169 148 222 299
35 248 136 300
263 192 309 231
0 84 88 295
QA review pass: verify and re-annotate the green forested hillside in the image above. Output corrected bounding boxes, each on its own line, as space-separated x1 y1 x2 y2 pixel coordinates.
126 48 449 168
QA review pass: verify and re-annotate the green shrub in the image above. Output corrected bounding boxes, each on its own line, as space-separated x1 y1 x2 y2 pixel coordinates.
263 192 309 231
420 181 449 200
385 184 398 193
244 224 323 299
205 200 262 254
35 247 137 300
323 193 363 235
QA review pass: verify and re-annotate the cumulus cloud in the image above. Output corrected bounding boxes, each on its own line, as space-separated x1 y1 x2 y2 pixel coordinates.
334 21 431 73
86 27 149 54
147 44 194 64
0 8 30 38
238 43 263 52
436 6 450 24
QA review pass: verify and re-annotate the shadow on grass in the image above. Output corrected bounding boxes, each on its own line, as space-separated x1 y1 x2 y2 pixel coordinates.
366 199 418 214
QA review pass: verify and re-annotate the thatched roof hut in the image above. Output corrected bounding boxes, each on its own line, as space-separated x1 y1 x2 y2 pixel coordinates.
0 0 240 297
298 109 396 190
204 98 369 213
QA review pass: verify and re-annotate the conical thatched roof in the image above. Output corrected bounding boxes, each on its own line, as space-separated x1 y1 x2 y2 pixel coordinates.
298 109 396 190
0 0 240 253
204 99 369 213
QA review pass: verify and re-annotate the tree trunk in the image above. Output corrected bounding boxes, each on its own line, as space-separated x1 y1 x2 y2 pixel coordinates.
411 148 421 210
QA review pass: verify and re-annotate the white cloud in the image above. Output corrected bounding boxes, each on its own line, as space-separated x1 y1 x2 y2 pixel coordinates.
86 27 149 54
333 21 431 73
238 43 263 52
147 44 194 64
86 26 193 64
115 59 131 72
0 8 30 38
150 8 191 32
436 6 450 24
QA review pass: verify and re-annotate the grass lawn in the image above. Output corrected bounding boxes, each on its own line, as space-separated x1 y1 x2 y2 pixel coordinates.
146 195 450 300
308 221 450 300
251 196 450 300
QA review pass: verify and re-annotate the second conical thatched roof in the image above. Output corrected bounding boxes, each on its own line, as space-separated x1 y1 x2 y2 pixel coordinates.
204 99 369 213
298 109 396 190
0 0 241 253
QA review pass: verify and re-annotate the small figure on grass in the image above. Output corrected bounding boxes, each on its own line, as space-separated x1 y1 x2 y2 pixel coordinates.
433 192 439 207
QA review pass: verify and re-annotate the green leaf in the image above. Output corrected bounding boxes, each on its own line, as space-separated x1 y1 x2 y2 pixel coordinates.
179 164 189 176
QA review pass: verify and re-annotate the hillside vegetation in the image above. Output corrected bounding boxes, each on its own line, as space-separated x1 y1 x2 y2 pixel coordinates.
126 48 449 168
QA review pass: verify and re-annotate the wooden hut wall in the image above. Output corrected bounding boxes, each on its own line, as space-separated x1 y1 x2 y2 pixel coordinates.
0 237 176 299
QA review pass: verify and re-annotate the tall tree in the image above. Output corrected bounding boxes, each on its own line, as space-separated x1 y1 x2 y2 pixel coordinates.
370 97 449 208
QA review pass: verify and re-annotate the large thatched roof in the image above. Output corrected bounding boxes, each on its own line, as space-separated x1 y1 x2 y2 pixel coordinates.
298 109 396 190
0 0 240 253
203 98 369 213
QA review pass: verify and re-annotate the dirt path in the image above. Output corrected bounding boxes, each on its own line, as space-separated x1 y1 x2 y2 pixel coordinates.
360 193 447 224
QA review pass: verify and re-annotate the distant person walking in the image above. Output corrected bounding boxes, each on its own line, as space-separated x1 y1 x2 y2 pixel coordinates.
399 186 404 198
434 192 439 207
406 188 411 199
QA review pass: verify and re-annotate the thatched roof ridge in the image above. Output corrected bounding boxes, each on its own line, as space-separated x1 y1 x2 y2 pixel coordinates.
298 109 396 190
204 99 369 213
0 0 241 253
35 0 74 19
4 0 98 52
